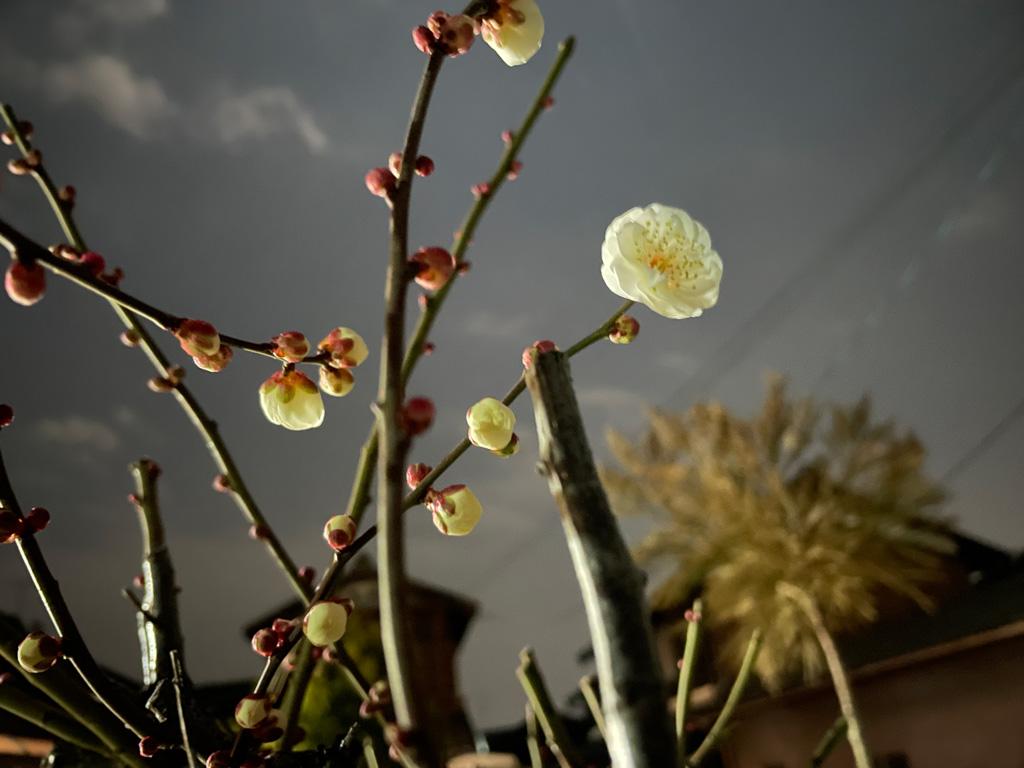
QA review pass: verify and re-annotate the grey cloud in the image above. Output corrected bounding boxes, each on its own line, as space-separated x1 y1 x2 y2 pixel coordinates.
212 86 329 154
34 415 120 453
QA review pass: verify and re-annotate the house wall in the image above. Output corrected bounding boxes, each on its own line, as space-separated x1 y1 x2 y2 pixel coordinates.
718 634 1024 768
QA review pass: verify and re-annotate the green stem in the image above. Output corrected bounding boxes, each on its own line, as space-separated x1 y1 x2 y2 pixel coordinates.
686 629 762 768
0 683 109 754
578 675 607 743
516 648 585 768
809 716 848 768
525 704 544 768
676 598 704 764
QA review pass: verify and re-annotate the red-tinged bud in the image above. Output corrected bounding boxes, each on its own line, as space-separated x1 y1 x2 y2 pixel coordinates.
299 566 316 584
206 751 231 768
359 699 379 719
127 493 142 506
0 510 25 543
412 25 436 54
366 166 395 198
271 331 310 363
120 330 140 347
0 672 13 685
79 251 105 277
18 632 62 673
399 397 435 436
522 340 557 369
0 403 13 428
251 628 279 657
133 574 145 588
490 432 520 457
272 618 299 641
141 459 161 478
410 247 455 291
303 599 352 647
323 515 357 551
192 344 233 372
418 294 429 311
426 11 450 36
148 377 174 392
175 319 220 357
5 261 46 306
422 342 434 355
100 268 124 287
507 160 522 180
425 485 483 536
25 149 41 168
370 680 391 705
7 158 31 175
406 463 432 489
388 152 403 177
608 315 640 344
0 132 12 146
58 185 76 207
501 129 515 144
437 14 475 56
684 608 702 623
249 524 271 541
457 261 471 275
543 96 555 109
318 328 368 368
18 121 34 140
319 366 354 398
235 695 272 729
212 474 232 493
414 155 434 177
138 737 160 757
471 183 490 199
25 507 50 533
166 366 186 384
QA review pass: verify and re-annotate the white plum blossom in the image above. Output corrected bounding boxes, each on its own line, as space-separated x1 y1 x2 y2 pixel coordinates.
480 0 544 67
427 485 483 536
601 204 723 319
466 397 515 450
259 370 325 430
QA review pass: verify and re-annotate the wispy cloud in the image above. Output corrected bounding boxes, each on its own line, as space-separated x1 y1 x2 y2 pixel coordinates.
45 54 177 139
461 311 532 341
34 415 119 453
213 86 329 154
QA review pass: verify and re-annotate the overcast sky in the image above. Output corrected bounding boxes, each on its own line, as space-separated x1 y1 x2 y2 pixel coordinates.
1 0 1023 730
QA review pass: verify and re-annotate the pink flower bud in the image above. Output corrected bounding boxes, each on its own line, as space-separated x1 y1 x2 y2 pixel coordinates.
299 566 316 584
0 510 25 543
192 344 233 372
399 397 435 436
318 328 368 368
388 152 403 177
212 474 233 493
426 11 450 37
410 247 455 291
120 330 140 347
522 340 557 369
414 156 434 177
303 599 353 647
147 377 174 392
25 507 50 533
25 149 41 168
138 737 160 757
365 166 395 198
359 699 379 719
422 342 435 355
18 632 62 673
271 331 310 363
507 160 522 180
58 185 76 207
272 618 299 642
323 515 357 551
5 261 46 306
0 132 13 146
249 524 271 541
51 244 79 261
0 404 13 428
490 432 520 457
0 672 13 685
206 751 231 768
133 574 145 588
100 267 125 287
501 129 515 144
684 609 702 624
175 319 220 357
425 485 483 536
79 251 105 277
608 315 640 344
166 366 186 385
471 183 490 199
319 366 355 398
412 25 436 54
7 158 31 175
406 463 432 489
142 459 162 479
543 96 555 110
235 695 272 729
259 370 324 431
251 628 279 657
437 14 476 57
418 294 429 311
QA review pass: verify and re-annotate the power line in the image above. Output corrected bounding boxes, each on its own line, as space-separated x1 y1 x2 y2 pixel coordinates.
942 393 1024 484
666 55 1024 408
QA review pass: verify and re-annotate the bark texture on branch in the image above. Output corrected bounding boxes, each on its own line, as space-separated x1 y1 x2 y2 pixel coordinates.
525 350 673 768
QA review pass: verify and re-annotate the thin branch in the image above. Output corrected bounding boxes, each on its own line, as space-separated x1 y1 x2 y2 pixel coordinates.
685 630 762 768
809 716 847 768
526 350 673 768
0 682 110 754
675 598 704 764
578 675 607 743
515 648 585 768
170 651 199 768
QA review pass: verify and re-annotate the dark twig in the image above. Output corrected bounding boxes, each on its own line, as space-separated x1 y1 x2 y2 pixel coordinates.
526 350 673 768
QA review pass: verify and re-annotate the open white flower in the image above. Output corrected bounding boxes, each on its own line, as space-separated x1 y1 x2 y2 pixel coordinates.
601 204 723 319
480 0 544 67
259 370 325 430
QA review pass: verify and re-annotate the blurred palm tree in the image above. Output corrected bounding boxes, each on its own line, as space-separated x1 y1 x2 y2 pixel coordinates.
601 375 953 768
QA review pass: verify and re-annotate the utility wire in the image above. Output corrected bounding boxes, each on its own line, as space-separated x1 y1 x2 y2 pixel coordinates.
941 393 1024 484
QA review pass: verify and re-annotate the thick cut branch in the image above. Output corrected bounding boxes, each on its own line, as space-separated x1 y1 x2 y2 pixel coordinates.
525 350 673 768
